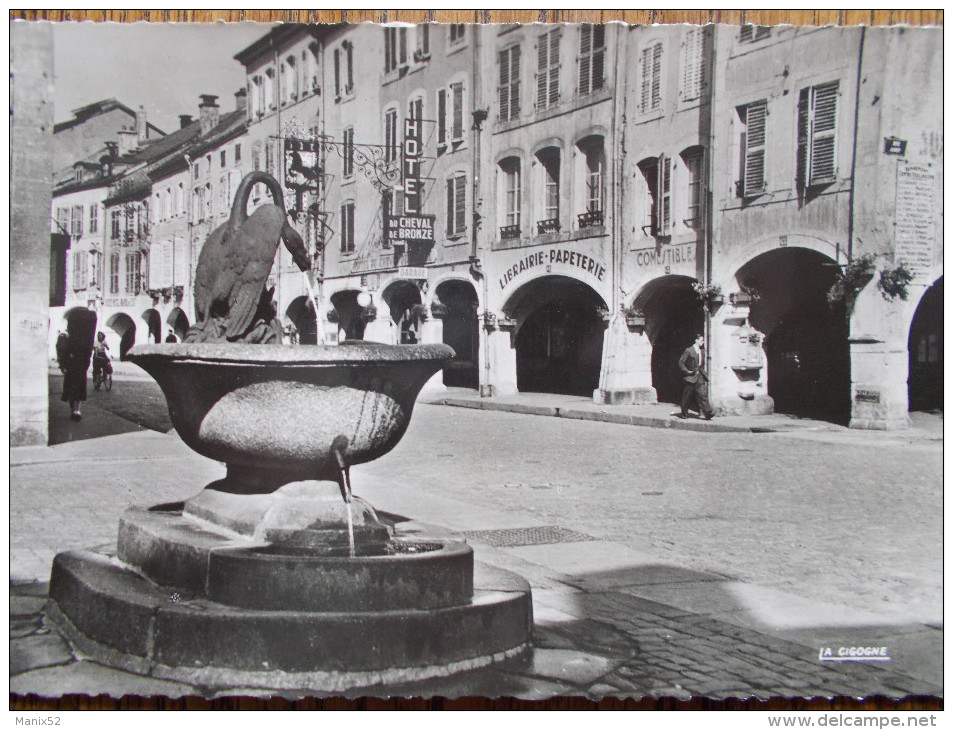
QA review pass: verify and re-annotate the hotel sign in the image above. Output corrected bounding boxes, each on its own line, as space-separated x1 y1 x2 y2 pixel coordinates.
403 117 423 213
386 214 436 245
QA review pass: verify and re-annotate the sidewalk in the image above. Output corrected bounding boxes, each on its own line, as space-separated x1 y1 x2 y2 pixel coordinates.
421 387 944 446
10 417 942 700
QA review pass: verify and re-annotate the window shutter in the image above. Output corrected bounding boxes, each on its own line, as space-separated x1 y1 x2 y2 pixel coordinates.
499 49 511 120
548 31 560 107
657 155 671 235
743 100 767 195
640 47 652 113
437 88 447 145
455 176 466 234
579 25 592 96
809 82 838 184
681 27 705 101
651 43 662 112
592 26 605 92
796 88 809 188
399 27 407 65
536 35 549 110
510 46 521 119
452 83 464 141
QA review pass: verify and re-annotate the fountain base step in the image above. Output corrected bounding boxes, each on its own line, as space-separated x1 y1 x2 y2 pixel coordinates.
48 547 533 691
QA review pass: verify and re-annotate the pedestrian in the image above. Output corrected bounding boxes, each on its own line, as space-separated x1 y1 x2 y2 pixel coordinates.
165 328 178 343
55 326 69 371
678 333 714 420
59 326 94 422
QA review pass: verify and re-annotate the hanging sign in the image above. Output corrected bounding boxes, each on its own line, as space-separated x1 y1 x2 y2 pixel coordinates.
283 138 321 192
385 214 436 245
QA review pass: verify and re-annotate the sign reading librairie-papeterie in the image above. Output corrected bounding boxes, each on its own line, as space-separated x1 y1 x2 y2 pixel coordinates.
385 214 436 245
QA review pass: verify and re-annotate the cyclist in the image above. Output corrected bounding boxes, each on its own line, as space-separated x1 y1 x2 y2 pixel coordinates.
92 332 113 388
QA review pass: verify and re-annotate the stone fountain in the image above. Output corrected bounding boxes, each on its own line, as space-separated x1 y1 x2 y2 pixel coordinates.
46 174 533 692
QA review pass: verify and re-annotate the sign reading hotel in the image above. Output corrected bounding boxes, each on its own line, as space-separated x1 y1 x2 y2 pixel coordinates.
499 248 608 291
383 117 435 246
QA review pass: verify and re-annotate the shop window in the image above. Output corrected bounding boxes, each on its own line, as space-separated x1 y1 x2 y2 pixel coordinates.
680 26 709 102
578 24 605 96
638 155 671 237
797 81 839 189
639 41 663 115
446 173 467 237
535 147 560 234
536 28 561 112
737 99 767 197
498 157 521 239
498 44 521 122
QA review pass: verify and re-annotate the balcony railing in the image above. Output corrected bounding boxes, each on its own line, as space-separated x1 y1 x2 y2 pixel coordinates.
577 209 604 229
536 218 560 235
499 224 520 240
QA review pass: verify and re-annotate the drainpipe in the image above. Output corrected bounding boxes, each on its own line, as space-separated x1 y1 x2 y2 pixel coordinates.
470 25 492 396
847 26 866 264
184 154 194 321
704 25 718 370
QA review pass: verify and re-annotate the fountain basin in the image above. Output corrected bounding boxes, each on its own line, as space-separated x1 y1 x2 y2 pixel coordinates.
126 342 454 491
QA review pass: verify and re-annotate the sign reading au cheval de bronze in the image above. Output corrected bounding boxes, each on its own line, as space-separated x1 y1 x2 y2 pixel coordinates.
384 117 436 246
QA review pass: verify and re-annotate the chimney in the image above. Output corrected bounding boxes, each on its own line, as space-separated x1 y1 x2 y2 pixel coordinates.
136 105 148 143
234 87 247 114
199 94 220 135
117 126 138 156
179 114 194 129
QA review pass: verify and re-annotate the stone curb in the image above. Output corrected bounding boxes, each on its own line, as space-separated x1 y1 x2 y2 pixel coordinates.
433 397 752 434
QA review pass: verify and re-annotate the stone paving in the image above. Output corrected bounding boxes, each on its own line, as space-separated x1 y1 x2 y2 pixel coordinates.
11 377 943 700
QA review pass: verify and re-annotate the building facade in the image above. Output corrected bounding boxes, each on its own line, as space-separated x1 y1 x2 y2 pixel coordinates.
49 23 942 431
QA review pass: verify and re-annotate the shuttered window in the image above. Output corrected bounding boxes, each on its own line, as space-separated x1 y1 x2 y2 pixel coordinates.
797 81 839 188
109 252 120 294
125 252 141 294
498 45 521 122
384 27 407 73
343 127 354 177
446 174 467 236
89 204 99 233
578 24 605 96
450 82 464 142
72 250 88 290
656 155 671 236
384 108 399 163
536 29 560 111
739 25 771 43
639 42 663 114
71 205 83 236
437 88 447 146
740 99 767 197
502 158 521 228
340 202 355 253
680 27 708 102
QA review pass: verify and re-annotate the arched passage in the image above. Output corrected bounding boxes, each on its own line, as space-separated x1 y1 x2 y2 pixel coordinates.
286 296 317 344
167 307 190 341
382 280 423 344
106 312 137 358
435 279 479 388
330 290 367 341
142 308 162 344
505 275 607 396
908 276 943 412
634 275 704 405
738 247 850 424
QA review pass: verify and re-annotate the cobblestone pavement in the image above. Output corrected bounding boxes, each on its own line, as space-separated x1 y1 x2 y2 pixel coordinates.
12 378 942 700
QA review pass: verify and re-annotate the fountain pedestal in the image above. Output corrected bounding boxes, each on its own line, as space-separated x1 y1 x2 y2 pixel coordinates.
47 343 533 691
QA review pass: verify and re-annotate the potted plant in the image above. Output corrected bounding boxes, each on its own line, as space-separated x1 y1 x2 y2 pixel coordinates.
729 282 761 307
827 253 877 315
878 260 914 302
359 304 377 324
692 282 724 311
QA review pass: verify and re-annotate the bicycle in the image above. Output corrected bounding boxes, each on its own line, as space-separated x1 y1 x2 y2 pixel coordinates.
92 354 113 391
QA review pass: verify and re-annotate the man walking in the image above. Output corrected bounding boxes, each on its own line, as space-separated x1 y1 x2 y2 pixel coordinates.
678 333 714 420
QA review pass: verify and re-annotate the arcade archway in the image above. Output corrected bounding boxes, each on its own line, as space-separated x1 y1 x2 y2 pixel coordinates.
286 296 317 344
330 290 367 341
435 280 479 388
167 307 190 341
382 280 423 345
635 276 705 405
106 312 137 358
908 276 942 412
506 275 607 396
738 247 850 424
142 308 162 344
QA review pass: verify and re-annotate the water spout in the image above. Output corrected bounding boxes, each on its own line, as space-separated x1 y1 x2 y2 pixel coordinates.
332 434 355 557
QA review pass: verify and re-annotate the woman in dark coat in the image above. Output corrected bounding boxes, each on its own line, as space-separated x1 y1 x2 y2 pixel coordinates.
58 314 95 421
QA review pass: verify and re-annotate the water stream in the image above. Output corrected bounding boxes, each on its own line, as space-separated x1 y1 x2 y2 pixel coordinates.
302 272 321 338
345 502 355 557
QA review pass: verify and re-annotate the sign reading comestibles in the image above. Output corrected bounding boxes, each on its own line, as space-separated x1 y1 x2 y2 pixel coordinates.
498 248 608 291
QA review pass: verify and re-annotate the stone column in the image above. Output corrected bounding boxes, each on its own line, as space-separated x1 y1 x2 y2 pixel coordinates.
594 316 657 405
11 22 53 446
419 315 446 393
481 317 517 397
847 286 912 430
708 305 773 416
